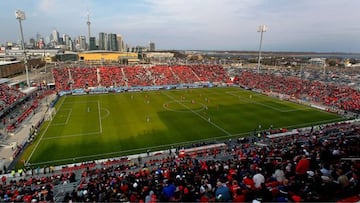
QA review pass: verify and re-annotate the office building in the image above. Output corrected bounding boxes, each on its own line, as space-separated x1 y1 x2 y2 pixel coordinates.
107 33 118 51
149 41 155 51
52 30 59 44
98 32 107 50
117 35 124 52
89 37 96 50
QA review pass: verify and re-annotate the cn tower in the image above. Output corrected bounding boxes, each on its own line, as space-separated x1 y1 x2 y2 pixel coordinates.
87 13 91 50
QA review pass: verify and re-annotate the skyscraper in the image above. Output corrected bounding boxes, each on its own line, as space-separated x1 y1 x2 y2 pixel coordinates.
38 38 44 49
117 34 124 52
99 32 106 50
36 33 41 46
87 13 91 51
63 34 70 50
107 33 118 51
79 35 86 50
29 38 36 48
68 39 74 51
89 37 96 50
149 41 155 51
52 30 59 44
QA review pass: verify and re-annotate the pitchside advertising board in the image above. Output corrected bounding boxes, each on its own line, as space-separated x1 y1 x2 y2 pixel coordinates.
178 143 226 158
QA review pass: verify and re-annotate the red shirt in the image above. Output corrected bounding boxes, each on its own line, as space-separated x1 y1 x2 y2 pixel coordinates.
233 194 246 202
295 158 310 175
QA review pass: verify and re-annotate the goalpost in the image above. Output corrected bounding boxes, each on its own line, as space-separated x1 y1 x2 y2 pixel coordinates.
45 107 57 121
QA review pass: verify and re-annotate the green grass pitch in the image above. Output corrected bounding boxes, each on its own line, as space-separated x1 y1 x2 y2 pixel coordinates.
20 87 344 167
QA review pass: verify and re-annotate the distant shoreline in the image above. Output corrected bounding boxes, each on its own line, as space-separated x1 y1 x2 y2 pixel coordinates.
174 50 360 59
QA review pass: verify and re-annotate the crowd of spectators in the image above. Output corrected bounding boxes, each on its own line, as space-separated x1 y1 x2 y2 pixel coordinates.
122 66 153 87
171 65 199 84
0 84 26 113
6 101 38 133
235 70 360 113
0 171 76 202
52 65 359 112
98 67 126 87
148 65 178 86
2 65 360 202
1 89 53 133
1 121 359 202
189 64 231 83
71 122 359 203
52 65 231 91
52 67 98 91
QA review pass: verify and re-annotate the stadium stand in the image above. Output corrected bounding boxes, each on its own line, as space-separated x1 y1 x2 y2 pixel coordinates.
149 65 179 86
98 66 127 87
0 84 26 113
236 70 360 113
52 65 359 112
2 64 359 202
0 120 359 202
189 64 230 83
52 64 231 91
171 65 199 84
6 101 39 133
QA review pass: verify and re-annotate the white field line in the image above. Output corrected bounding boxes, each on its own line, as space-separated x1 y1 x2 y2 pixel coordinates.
280 117 346 129
98 100 103 134
65 109 72 124
101 108 110 119
30 117 346 166
28 117 345 166
50 108 73 126
162 91 231 136
62 100 99 104
29 90 344 166
225 91 308 113
25 96 67 165
27 98 103 165
42 131 100 140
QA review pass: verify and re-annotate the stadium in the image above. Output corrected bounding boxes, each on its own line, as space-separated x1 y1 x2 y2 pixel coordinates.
0 61 360 202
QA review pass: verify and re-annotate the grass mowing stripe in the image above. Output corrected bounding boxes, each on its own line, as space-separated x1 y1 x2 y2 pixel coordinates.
161 91 231 136
25 96 67 165
18 87 345 167
98 100 103 134
41 131 100 140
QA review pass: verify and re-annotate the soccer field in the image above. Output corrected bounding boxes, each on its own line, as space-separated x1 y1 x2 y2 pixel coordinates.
20 87 344 167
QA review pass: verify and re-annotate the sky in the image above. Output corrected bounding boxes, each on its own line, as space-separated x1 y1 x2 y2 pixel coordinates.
1 0 360 52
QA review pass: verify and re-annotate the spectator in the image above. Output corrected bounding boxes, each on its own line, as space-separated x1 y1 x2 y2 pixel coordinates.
215 181 232 202
161 180 176 201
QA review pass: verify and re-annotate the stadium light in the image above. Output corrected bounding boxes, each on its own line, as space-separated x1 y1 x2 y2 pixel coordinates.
257 25 267 74
15 10 30 87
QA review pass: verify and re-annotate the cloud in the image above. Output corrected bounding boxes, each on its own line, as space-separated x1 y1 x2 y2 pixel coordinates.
141 0 262 28
106 0 264 49
38 0 56 13
38 0 90 15
1 0 360 52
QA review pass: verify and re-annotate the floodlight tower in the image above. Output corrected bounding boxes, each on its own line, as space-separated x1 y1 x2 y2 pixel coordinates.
257 25 267 74
15 10 30 87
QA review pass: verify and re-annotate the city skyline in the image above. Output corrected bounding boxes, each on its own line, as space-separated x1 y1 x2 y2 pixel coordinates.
1 0 360 52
